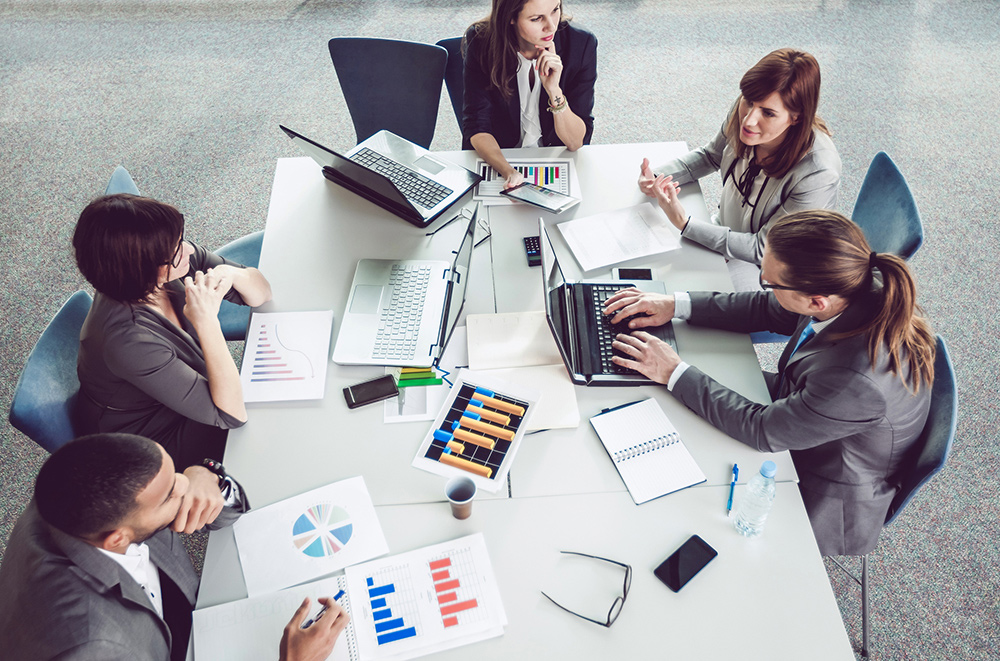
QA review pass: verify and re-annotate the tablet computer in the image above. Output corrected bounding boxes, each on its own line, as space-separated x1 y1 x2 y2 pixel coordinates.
500 182 580 214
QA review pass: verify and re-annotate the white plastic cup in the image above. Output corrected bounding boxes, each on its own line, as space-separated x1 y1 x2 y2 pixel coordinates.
445 476 477 520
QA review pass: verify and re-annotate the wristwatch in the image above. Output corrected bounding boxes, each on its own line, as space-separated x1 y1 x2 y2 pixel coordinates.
201 458 251 510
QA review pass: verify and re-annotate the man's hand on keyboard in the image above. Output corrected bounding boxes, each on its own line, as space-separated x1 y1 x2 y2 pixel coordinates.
611 331 681 385
603 288 674 329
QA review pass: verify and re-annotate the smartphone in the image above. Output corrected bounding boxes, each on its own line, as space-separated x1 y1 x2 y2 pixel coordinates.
343 375 398 409
611 267 653 281
499 182 580 213
653 535 718 592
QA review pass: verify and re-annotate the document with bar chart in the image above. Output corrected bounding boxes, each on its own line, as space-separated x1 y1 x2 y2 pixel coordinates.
344 533 506 661
239 310 334 402
473 158 578 206
233 476 388 596
411 370 538 493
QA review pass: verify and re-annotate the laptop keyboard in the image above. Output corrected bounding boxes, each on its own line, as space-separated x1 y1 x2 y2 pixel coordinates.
589 284 639 375
351 147 453 209
372 264 432 361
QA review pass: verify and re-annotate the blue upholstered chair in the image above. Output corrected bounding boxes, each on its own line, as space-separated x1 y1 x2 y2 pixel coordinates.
9 291 93 453
829 335 956 657
852 152 923 260
328 37 448 149
215 230 264 342
437 36 465 136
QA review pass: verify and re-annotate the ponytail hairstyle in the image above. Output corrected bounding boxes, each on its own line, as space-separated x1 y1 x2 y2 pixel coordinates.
724 48 831 179
766 210 935 391
465 0 569 100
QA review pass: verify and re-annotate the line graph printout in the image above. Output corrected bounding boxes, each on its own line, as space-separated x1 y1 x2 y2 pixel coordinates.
473 159 577 206
233 476 388 597
240 310 333 402
345 533 506 661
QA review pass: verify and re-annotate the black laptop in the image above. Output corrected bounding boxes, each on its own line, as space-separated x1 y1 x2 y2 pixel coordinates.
540 220 677 386
279 125 481 228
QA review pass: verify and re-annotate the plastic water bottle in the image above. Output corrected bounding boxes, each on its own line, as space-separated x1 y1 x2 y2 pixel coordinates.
732 460 777 537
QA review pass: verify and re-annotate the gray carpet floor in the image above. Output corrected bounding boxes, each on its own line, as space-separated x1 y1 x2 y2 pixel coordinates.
1 1 998 659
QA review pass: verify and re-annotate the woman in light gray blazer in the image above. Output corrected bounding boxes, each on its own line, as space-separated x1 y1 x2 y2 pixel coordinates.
639 49 842 271
603 210 936 556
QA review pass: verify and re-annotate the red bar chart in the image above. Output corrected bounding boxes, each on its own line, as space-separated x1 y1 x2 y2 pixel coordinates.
429 553 484 628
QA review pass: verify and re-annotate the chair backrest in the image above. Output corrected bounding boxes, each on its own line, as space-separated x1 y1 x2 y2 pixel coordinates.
885 335 957 525
436 36 465 136
328 37 448 149
9 291 93 453
215 230 264 342
852 151 924 260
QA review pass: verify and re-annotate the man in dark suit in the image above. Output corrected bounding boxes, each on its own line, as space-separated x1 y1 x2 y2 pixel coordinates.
0 433 349 660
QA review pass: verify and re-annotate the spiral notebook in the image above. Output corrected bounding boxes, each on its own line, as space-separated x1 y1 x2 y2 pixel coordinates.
590 398 706 504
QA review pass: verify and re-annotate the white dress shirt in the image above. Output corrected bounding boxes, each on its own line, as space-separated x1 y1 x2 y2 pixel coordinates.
98 542 164 617
516 52 543 148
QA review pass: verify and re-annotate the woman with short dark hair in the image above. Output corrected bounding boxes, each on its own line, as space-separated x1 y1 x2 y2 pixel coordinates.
640 49 841 275
73 169 272 468
463 0 597 188
603 210 935 555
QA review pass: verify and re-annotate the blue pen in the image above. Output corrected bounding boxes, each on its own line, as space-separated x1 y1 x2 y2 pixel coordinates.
726 464 739 513
301 589 346 629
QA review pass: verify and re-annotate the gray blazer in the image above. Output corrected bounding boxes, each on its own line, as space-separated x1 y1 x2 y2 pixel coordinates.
670 290 930 556
0 501 244 660
77 242 247 454
658 125 841 264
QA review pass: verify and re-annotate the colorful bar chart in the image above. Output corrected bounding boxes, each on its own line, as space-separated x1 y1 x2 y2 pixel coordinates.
249 323 312 382
428 552 484 629
474 159 572 200
366 573 419 646
424 382 530 482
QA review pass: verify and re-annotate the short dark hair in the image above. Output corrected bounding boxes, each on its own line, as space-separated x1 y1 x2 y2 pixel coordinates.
35 433 164 538
72 194 184 303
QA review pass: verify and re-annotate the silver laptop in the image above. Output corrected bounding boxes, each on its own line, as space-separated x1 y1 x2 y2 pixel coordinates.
540 220 677 386
280 125 481 228
332 206 478 367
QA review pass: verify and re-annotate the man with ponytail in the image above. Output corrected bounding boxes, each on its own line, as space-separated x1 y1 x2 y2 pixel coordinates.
602 210 936 556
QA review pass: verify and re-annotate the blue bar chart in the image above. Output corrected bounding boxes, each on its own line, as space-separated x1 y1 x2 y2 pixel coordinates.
365 569 420 646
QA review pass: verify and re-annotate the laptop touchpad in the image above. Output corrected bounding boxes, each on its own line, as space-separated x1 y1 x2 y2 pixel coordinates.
413 155 445 175
350 285 384 314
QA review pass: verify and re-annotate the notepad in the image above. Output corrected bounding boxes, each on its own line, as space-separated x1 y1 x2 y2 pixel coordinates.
590 398 706 504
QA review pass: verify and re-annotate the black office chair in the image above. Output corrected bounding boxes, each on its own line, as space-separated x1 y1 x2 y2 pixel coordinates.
328 37 448 149
829 334 957 657
9 291 92 453
436 36 465 137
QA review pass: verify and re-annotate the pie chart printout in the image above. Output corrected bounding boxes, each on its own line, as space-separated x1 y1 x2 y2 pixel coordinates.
292 504 353 558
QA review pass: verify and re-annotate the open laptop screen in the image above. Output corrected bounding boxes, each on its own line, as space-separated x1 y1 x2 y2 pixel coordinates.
539 221 578 374
434 205 480 360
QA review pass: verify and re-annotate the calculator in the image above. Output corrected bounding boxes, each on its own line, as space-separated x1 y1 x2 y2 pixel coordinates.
523 236 541 267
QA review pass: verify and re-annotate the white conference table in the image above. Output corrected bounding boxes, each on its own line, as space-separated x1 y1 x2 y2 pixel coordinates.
196 143 854 659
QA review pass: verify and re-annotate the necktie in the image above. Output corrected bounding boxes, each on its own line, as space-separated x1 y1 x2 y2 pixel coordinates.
776 323 816 396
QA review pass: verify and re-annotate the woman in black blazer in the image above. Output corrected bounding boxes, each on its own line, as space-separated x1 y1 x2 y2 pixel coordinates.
463 0 597 188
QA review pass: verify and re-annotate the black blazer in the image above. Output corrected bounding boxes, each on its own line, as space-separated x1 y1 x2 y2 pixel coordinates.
462 22 597 150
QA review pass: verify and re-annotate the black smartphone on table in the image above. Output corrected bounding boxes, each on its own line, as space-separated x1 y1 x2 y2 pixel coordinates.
653 535 718 592
343 375 398 409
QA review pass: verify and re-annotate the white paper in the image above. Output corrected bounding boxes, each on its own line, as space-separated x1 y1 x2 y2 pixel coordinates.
466 311 562 370
383 381 451 423
557 203 681 271
411 370 538 493
466 365 579 431
193 575 360 661
344 533 506 661
233 476 389 596
240 311 334 402
473 159 577 207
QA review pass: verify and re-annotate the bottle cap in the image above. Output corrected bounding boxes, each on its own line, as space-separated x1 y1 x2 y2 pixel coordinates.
760 460 777 478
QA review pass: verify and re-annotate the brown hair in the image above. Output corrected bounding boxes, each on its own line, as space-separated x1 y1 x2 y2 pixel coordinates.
465 0 569 100
766 210 935 391
73 194 184 304
724 48 830 179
